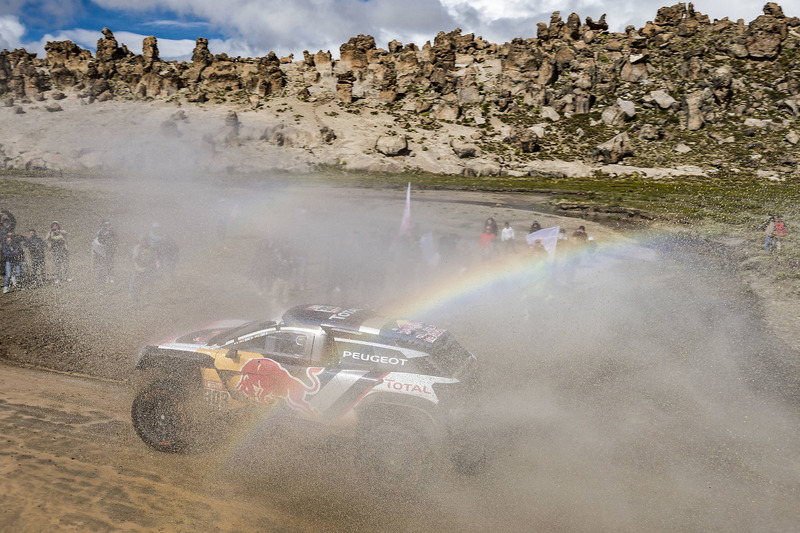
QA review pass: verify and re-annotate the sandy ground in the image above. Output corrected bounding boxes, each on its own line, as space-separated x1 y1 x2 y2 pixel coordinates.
1 176 799 531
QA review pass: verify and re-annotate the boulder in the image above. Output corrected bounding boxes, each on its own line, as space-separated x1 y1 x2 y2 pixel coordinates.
96 28 127 62
654 3 686 26
260 123 317 148
541 106 560 121
650 90 677 109
505 127 540 153
746 5 787 60
142 36 159 67
457 86 482 105
585 14 608 31
710 67 733 107
375 135 409 156
674 143 692 153
601 98 636 125
451 138 480 158
638 124 662 140
430 101 460 121
683 91 709 131
593 132 633 163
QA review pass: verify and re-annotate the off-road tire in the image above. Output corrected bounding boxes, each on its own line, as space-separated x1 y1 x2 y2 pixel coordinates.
131 379 198 453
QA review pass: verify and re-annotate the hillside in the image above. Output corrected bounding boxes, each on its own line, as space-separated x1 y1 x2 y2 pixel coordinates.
0 2 798 181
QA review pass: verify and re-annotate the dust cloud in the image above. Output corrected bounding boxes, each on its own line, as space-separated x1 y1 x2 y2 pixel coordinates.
9 173 800 532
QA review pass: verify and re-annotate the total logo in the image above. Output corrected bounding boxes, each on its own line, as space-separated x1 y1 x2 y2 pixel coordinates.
379 373 460 403
383 378 432 395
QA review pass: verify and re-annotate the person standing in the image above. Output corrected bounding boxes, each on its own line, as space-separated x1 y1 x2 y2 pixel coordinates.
775 216 787 250
92 221 118 287
763 215 777 251
501 221 516 253
2 234 22 293
46 221 70 282
479 223 496 259
527 238 548 261
0 209 16 234
129 236 157 305
485 217 498 237
24 229 46 287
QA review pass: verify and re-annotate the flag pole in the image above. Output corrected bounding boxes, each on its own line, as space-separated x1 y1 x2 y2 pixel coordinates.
400 182 411 236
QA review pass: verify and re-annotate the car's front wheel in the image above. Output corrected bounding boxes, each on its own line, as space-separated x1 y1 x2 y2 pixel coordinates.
131 380 197 453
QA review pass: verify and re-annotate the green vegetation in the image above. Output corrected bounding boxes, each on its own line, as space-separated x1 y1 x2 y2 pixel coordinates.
0 175 82 199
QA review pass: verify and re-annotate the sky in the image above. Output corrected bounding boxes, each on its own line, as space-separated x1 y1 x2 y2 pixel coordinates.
0 0 796 61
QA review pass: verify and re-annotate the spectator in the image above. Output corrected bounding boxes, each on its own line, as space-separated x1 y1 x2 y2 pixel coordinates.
527 238 548 261
501 222 516 253
1 211 15 280
529 221 542 234
0 209 16 234
775 216 787 250
148 223 179 275
479 223 496 259
46 221 70 283
485 217 498 236
573 225 589 241
762 215 777 251
2 234 22 293
24 229 46 287
129 236 157 305
92 221 119 288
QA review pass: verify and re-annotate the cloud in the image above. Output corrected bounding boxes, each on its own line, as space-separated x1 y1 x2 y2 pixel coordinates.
89 0 774 57
0 15 26 51
0 0 780 60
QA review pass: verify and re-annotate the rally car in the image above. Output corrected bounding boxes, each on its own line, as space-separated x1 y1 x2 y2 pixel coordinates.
131 304 484 481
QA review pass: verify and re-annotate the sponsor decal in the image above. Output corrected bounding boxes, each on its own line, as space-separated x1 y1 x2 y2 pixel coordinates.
236 358 324 414
327 308 361 321
377 373 460 403
203 379 227 392
306 305 341 313
392 320 446 343
383 378 432 395
341 350 408 366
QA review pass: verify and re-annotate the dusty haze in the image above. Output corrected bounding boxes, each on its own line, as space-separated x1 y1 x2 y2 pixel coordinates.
1 170 798 531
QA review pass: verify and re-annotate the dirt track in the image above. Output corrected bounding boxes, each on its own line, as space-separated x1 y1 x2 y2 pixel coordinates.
1 177 800 531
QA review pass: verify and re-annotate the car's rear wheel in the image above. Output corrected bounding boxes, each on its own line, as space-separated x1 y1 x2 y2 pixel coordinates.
131 380 196 453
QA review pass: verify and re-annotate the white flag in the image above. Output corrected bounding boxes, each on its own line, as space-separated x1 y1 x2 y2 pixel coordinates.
526 226 560 256
399 182 411 235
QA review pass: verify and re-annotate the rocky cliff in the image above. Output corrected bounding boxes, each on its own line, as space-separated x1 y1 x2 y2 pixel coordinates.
0 2 798 179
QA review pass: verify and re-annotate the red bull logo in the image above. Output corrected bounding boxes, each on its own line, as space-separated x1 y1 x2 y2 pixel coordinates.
236 358 324 414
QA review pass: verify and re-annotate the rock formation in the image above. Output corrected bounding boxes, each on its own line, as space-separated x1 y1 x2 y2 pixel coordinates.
0 3 798 176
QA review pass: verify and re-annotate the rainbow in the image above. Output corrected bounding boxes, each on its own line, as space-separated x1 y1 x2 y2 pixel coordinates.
382 231 639 322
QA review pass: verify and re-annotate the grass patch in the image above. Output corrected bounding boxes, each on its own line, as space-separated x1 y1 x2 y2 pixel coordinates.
0 177 81 199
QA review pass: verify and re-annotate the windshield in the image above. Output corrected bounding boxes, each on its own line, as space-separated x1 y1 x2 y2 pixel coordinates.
206 320 278 346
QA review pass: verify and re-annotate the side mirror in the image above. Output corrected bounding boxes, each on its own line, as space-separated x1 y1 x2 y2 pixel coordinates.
225 348 239 361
